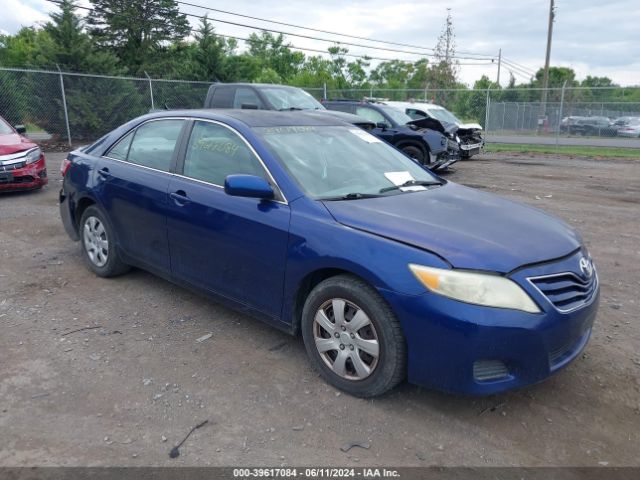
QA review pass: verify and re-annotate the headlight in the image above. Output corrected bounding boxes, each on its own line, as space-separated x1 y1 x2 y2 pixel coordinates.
409 264 541 313
25 147 42 164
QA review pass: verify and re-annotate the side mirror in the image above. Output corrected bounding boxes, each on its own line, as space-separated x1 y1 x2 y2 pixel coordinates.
224 174 274 199
375 122 388 130
14 125 27 134
241 103 259 110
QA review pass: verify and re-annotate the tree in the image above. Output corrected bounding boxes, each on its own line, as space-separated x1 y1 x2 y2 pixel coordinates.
247 32 305 82
190 14 226 81
42 0 119 74
87 0 190 74
428 9 458 91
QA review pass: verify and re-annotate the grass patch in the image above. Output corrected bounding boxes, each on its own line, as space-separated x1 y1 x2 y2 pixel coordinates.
485 143 640 159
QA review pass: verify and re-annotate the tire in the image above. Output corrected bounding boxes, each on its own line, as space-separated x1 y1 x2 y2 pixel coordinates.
79 205 129 277
301 275 406 397
399 144 427 165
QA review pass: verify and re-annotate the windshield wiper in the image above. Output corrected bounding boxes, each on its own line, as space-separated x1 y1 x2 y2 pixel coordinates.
379 179 443 193
278 107 304 111
321 192 382 201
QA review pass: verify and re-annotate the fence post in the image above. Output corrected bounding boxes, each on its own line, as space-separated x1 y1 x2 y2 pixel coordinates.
57 65 72 147
423 87 427 102
323 82 327 101
556 80 567 150
484 89 490 132
145 71 155 110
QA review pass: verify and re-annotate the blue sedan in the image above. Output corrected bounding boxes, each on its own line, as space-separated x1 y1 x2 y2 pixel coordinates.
59 110 599 397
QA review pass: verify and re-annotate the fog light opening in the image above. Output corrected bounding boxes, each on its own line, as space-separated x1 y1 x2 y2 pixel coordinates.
473 360 509 382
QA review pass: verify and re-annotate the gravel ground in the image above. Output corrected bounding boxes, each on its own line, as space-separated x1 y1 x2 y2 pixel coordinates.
0 152 638 467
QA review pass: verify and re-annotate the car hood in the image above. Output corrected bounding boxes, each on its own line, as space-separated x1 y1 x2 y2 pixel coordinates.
407 117 457 135
0 133 37 155
310 110 376 128
322 183 581 273
458 122 483 131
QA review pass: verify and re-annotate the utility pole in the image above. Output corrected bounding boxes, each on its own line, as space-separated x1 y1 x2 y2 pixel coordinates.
540 0 555 117
496 48 502 85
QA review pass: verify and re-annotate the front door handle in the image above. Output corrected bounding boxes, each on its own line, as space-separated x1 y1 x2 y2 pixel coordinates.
170 190 191 206
98 168 111 179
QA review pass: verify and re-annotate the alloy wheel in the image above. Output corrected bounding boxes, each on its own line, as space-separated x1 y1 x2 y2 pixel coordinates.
313 298 380 380
83 216 109 267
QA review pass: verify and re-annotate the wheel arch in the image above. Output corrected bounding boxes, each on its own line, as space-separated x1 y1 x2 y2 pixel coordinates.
289 267 382 336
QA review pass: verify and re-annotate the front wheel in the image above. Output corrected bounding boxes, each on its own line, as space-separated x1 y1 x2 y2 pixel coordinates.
79 205 129 277
400 144 427 165
301 275 406 397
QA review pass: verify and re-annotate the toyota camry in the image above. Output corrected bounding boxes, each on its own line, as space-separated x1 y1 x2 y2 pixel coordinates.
59 110 599 397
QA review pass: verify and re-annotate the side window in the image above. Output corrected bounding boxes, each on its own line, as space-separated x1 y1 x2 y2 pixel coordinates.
356 107 389 127
406 109 426 120
327 103 355 114
127 120 184 172
210 86 235 108
107 131 134 160
183 121 267 186
233 88 263 109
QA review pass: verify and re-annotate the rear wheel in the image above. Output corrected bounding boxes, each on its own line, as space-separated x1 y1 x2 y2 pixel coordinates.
79 205 129 277
301 275 406 397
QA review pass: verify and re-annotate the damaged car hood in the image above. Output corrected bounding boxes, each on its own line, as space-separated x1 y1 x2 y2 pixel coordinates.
322 183 581 273
407 117 458 135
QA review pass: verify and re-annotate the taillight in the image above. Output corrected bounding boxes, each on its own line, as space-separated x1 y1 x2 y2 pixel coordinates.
60 158 72 177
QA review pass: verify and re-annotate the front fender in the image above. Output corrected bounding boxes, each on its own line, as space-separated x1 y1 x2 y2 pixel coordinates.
281 197 449 326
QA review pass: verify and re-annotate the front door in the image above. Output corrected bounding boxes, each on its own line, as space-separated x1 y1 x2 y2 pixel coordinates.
166 120 290 319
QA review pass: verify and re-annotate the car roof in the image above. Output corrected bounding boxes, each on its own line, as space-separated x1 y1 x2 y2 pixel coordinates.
143 109 348 127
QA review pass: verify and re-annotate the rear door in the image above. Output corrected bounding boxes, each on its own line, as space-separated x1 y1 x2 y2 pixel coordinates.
166 119 291 318
97 119 186 275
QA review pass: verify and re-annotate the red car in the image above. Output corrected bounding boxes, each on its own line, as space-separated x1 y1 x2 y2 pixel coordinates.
0 116 48 192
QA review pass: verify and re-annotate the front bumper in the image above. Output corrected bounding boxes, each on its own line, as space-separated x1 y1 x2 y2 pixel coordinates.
380 251 599 395
0 155 48 192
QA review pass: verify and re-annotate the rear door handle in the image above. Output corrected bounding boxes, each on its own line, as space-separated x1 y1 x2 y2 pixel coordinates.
170 190 191 206
98 168 111 179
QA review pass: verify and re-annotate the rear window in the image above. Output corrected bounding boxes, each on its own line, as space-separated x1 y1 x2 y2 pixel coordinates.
209 86 235 108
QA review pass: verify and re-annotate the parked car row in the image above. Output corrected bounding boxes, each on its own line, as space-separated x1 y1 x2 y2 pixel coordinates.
204 83 485 171
559 115 640 137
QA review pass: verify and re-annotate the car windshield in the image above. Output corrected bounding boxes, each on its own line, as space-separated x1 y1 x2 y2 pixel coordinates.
426 107 462 125
0 117 13 135
377 105 413 126
257 125 439 199
261 88 324 111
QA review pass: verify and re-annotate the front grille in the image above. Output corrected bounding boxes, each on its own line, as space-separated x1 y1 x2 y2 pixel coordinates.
529 272 597 312
0 175 34 184
0 161 26 172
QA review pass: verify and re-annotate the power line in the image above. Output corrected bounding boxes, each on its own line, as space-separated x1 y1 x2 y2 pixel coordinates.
45 0 495 61
175 0 495 59
502 57 536 75
502 59 535 79
44 0 498 65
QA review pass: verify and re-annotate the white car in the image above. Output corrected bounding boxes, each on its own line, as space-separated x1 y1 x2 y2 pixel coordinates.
616 117 640 138
384 101 484 158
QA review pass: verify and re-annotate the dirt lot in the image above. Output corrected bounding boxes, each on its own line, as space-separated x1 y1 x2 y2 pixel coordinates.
1 152 639 467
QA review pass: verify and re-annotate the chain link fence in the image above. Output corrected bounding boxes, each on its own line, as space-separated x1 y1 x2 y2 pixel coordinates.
1 67 639 147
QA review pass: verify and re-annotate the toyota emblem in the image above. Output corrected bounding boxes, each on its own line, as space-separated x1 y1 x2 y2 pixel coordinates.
579 257 593 279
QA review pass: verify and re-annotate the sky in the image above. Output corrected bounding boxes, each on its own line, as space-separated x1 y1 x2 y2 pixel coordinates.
1 0 639 86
